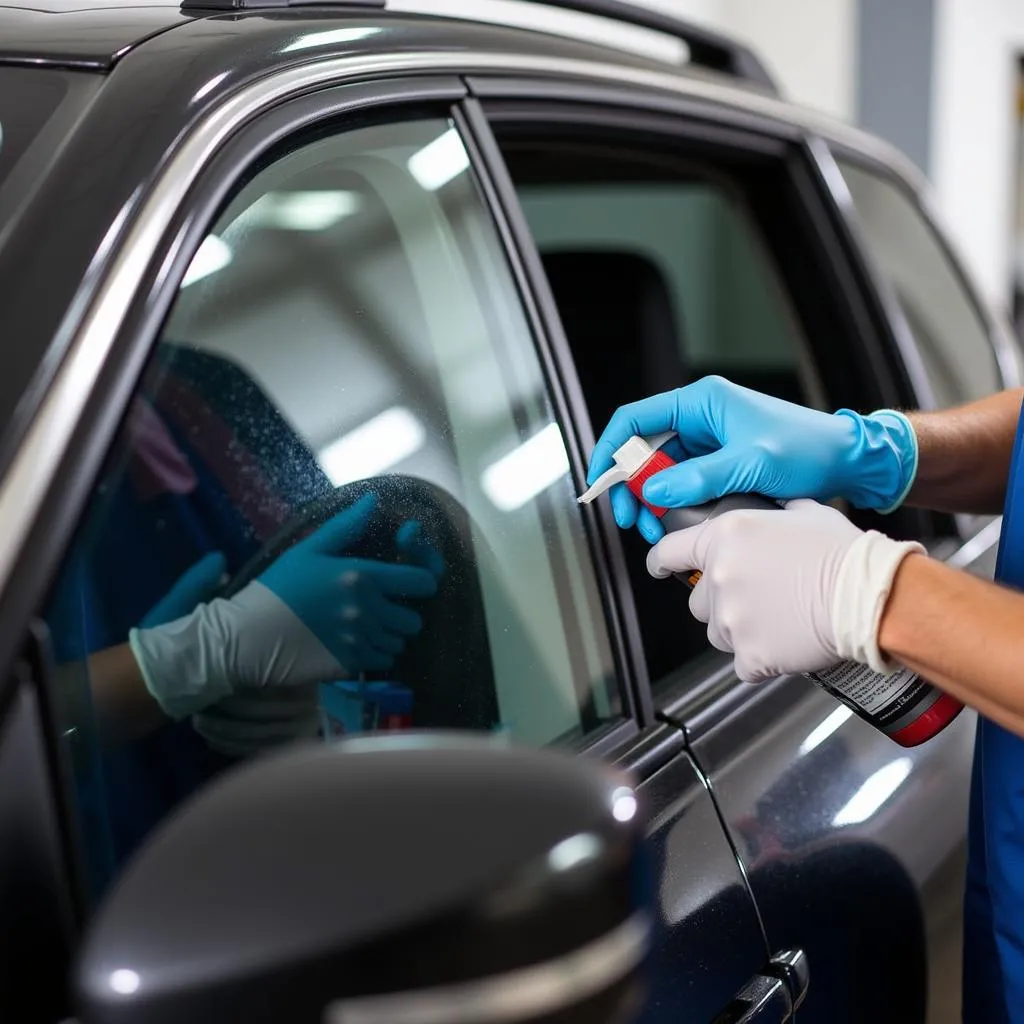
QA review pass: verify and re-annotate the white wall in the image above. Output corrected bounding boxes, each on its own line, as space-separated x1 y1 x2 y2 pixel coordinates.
717 0 857 121
932 0 1024 310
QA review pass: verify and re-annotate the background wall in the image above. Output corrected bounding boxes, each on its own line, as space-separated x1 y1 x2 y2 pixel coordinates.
931 0 1024 310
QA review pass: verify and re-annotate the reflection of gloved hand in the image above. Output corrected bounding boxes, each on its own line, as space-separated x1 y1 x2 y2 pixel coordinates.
647 499 923 683
589 377 918 543
129 493 441 720
138 551 226 628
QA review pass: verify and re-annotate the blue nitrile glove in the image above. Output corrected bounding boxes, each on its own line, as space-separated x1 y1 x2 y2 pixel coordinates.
257 493 440 670
129 493 440 720
138 551 227 629
191 514 445 758
589 377 918 544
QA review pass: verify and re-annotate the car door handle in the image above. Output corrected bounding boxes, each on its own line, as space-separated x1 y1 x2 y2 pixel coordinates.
711 949 809 1024
711 973 791 1023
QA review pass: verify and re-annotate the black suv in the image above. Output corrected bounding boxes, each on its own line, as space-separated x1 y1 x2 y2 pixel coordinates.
1 3 1018 1022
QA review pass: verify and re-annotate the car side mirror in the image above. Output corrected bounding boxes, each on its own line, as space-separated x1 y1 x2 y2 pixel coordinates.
76 735 651 1024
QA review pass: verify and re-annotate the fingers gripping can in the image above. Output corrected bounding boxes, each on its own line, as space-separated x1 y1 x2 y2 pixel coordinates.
626 447 964 748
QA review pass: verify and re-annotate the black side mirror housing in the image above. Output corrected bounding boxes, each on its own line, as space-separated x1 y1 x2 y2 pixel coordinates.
76 735 651 1024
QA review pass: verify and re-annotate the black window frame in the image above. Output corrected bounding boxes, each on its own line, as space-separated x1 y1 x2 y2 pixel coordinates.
470 82 953 721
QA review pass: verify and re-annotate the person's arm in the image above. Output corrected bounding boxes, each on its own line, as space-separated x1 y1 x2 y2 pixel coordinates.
879 554 1024 736
587 378 1024 543
904 387 1023 514
80 645 167 749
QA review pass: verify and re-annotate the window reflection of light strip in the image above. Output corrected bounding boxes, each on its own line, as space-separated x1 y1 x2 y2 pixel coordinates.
482 423 570 512
407 128 470 191
833 758 913 827
799 706 854 756
239 191 361 232
318 407 426 487
181 235 232 288
282 26 381 53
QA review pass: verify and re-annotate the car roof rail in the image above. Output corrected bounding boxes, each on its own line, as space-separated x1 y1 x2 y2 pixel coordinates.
181 1 386 10
179 0 778 96
504 0 777 93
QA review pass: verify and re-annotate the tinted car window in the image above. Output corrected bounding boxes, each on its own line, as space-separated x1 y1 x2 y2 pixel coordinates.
46 116 619 895
504 139 824 688
837 158 1002 407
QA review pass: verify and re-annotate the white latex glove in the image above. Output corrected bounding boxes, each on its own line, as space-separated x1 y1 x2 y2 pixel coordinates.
129 580 345 720
646 499 925 683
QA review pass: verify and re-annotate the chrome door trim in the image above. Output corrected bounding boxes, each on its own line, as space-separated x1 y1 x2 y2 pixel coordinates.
326 912 649 1024
0 46 981 599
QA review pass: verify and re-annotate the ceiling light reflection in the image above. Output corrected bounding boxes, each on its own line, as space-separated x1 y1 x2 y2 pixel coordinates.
833 758 912 827
181 235 232 288
240 191 361 232
109 969 140 995
481 423 570 511
282 26 381 53
611 786 638 823
319 407 425 487
548 833 602 873
799 706 854 756
407 128 470 191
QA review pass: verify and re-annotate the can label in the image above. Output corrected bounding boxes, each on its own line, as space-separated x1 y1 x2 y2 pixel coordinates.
809 662 938 733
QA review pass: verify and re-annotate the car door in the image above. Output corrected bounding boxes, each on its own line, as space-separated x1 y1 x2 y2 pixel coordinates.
472 79 995 1024
0 52 776 1024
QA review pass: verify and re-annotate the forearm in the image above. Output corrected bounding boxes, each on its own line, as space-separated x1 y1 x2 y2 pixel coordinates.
56 645 168 750
879 554 1024 736
903 388 1023 514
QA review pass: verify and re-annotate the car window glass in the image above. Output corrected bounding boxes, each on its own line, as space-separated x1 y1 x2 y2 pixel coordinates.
503 139 824 691
836 158 1001 407
44 116 619 897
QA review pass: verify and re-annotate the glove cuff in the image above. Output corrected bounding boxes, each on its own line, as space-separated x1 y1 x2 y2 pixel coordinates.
129 604 235 720
833 409 919 512
831 531 925 674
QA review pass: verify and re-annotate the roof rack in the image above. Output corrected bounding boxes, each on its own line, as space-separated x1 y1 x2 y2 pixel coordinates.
513 0 777 93
179 0 778 96
181 1 385 10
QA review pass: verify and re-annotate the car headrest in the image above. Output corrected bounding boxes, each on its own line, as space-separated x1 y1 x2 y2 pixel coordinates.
541 250 687 428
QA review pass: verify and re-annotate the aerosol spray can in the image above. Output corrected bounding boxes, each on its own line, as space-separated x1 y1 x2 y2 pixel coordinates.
578 432 962 747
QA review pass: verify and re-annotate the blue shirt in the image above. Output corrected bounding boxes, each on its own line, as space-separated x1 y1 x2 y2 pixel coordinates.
963 397 1024 1023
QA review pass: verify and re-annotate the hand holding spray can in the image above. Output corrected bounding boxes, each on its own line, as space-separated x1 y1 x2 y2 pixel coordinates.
578 432 962 747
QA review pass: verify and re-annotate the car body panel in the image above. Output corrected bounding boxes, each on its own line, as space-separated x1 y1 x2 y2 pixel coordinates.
0 3 192 68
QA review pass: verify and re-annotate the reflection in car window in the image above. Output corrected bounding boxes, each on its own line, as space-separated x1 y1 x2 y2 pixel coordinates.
836 158 1002 408
504 139 823 689
46 116 619 896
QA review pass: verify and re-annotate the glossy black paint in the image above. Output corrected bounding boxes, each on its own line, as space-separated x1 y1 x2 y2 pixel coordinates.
624 725 774 1023
77 739 647 1024
0 5 192 68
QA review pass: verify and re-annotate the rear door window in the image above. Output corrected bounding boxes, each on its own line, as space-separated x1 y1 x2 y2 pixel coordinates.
500 132 826 689
836 157 1002 407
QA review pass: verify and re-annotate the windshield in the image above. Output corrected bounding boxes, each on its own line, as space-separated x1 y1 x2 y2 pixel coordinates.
0 66 97 227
